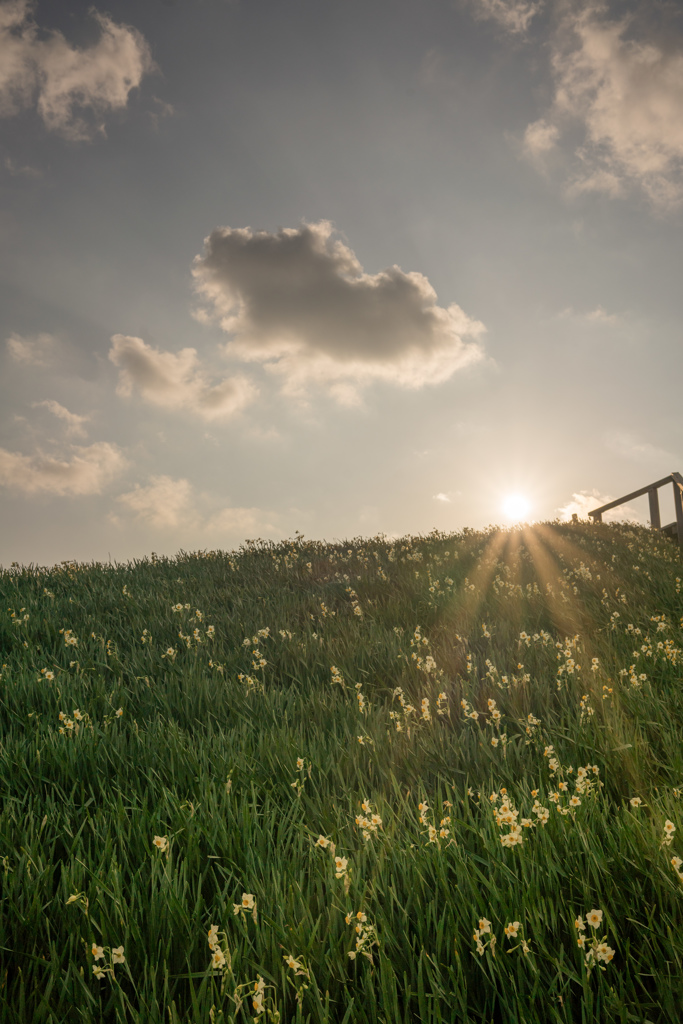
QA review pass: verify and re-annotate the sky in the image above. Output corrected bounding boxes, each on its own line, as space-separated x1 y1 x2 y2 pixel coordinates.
1 0 682 570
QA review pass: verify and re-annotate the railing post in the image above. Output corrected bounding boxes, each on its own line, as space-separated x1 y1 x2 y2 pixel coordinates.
648 488 661 529
674 480 683 546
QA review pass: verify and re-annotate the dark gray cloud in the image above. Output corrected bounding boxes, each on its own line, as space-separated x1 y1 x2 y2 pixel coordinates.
190 220 487 406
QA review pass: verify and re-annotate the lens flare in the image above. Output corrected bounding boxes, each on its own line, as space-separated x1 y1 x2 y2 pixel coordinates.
502 494 531 523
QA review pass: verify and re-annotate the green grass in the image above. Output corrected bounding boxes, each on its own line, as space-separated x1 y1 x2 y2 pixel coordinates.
0 520 682 1023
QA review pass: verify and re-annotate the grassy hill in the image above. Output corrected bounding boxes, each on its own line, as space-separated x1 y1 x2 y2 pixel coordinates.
0 520 682 1023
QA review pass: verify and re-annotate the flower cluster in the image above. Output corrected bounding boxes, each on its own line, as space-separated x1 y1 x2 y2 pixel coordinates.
523 712 542 745
57 707 119 736
282 953 311 1008
354 682 369 716
390 685 447 733
330 665 346 691
661 819 676 847
345 909 379 964
209 907 282 1020
473 917 496 957
89 941 125 981
345 587 363 618
575 909 616 972
486 698 507 749
354 799 383 843
555 635 582 689
490 792 524 847
233 892 258 923
207 923 231 973
619 664 648 688
460 698 479 722
237 673 265 695
290 755 311 796
417 799 454 848
579 693 596 725
436 691 450 717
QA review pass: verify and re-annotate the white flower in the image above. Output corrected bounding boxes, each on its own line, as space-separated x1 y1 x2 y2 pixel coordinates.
586 909 603 929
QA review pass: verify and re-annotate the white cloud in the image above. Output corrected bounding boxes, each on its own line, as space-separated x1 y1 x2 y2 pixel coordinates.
0 440 127 496
112 473 280 536
519 1 683 212
0 0 157 141
5 330 59 365
522 118 560 160
108 334 259 422
555 489 643 523
465 0 544 35
433 492 452 502
113 475 201 530
31 399 90 438
552 304 620 325
190 220 487 405
584 305 619 324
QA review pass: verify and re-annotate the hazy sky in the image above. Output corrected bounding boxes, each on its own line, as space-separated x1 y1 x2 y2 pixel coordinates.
1 0 682 569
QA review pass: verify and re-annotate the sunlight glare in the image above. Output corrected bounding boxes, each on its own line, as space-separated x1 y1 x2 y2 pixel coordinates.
502 494 531 523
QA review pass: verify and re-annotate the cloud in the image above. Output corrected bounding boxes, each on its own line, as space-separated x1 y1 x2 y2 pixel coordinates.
31 399 90 438
204 506 279 535
433 492 452 502
112 473 280 536
465 0 544 35
522 118 560 161
554 304 620 324
604 431 677 466
0 440 127 496
555 489 643 523
190 220 487 405
108 334 259 422
3 154 42 178
583 305 619 324
148 95 175 131
113 475 201 530
519 1 683 212
5 330 59 365
0 0 157 141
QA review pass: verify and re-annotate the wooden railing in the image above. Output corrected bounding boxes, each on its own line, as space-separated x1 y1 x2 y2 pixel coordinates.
587 472 683 545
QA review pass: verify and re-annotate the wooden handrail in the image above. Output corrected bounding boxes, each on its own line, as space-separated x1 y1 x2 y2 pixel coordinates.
588 472 683 546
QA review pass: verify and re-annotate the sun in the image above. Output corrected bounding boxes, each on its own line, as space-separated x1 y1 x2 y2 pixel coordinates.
502 494 531 523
